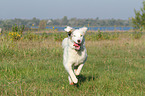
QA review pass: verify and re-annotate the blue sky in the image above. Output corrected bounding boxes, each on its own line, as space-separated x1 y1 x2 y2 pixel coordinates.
0 0 143 20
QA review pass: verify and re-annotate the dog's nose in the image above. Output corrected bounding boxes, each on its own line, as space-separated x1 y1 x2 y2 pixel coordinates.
77 40 80 43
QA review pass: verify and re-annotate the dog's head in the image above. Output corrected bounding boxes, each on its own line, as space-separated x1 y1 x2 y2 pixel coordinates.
64 26 87 50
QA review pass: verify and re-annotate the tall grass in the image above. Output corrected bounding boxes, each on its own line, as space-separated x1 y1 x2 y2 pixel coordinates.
0 31 145 95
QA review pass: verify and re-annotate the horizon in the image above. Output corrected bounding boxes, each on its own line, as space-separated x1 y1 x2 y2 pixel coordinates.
0 0 143 20
0 17 133 20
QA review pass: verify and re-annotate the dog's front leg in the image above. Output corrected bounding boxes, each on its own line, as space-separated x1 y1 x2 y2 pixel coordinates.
64 64 78 84
69 68 78 84
68 76 74 85
74 64 84 76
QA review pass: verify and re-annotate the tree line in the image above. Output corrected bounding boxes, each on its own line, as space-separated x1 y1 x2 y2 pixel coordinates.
1 0 145 31
0 17 132 30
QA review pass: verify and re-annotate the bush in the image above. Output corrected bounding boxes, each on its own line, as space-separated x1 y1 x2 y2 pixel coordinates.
8 32 21 40
6 24 25 41
41 32 48 39
86 31 119 41
23 32 40 40
12 24 25 34
54 33 67 41
133 31 142 39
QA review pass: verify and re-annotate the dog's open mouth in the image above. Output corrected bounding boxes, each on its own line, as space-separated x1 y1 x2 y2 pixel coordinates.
73 42 81 50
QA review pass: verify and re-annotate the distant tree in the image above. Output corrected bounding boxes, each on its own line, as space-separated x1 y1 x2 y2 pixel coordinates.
39 20 46 29
2 23 12 30
52 19 60 26
68 18 78 26
61 16 68 26
132 1 145 29
0 20 3 27
32 17 40 26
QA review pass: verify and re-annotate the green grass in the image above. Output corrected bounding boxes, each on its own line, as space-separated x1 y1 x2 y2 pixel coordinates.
0 32 145 95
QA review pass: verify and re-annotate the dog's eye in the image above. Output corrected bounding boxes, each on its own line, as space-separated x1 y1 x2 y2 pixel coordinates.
80 35 83 37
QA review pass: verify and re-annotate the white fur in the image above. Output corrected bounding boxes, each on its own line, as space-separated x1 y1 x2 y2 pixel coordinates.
64 26 74 32
62 26 87 84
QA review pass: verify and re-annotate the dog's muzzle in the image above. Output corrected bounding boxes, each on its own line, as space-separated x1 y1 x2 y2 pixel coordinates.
73 42 81 50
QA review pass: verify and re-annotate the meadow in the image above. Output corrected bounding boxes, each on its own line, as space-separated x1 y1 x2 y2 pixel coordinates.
0 31 145 95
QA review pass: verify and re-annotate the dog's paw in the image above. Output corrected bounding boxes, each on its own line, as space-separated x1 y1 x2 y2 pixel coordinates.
74 69 80 76
73 78 78 84
70 82 74 85
75 73 79 76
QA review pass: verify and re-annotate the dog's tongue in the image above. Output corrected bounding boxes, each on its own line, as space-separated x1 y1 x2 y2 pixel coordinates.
74 43 79 47
73 43 80 50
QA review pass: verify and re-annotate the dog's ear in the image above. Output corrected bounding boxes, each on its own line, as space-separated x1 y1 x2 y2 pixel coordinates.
79 27 87 35
64 26 74 32
64 26 74 36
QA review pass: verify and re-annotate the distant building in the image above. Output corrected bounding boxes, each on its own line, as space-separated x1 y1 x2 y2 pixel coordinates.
47 20 52 24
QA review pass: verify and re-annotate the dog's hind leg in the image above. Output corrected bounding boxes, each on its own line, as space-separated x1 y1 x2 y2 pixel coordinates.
74 64 84 76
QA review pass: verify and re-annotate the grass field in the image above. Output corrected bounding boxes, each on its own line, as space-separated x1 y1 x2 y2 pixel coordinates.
0 31 145 95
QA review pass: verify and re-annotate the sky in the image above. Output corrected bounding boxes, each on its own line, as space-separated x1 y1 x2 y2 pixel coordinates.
0 0 143 20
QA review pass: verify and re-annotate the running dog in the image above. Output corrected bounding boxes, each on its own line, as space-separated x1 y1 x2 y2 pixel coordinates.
62 26 88 85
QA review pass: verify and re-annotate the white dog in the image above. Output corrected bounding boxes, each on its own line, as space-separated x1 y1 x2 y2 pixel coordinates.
62 26 88 85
